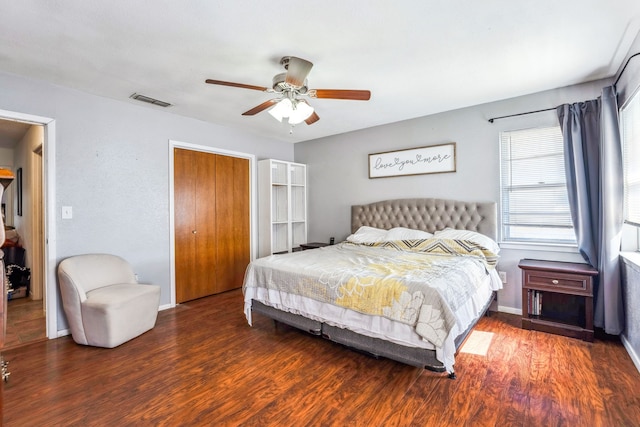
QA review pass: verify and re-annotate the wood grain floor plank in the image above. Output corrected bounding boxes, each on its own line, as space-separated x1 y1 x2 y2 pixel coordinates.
590 337 640 425
524 330 559 426
458 317 527 426
327 357 423 426
1 290 639 426
487 314 531 425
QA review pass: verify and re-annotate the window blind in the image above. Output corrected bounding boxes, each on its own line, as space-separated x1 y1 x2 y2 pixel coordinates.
500 126 576 244
621 88 640 227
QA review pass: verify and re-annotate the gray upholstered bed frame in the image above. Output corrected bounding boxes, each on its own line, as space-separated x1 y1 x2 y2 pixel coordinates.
351 198 497 239
251 198 497 377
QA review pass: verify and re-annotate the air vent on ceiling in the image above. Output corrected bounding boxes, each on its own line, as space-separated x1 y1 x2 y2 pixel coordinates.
130 93 172 108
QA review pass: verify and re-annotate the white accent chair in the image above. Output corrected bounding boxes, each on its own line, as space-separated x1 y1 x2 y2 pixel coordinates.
58 254 161 348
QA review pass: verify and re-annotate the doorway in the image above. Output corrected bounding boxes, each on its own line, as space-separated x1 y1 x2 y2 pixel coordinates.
0 110 56 349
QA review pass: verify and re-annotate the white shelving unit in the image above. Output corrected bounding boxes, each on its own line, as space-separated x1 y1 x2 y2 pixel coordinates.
258 159 307 257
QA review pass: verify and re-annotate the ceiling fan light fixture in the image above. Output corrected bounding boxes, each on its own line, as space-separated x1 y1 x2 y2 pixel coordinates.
267 98 292 122
288 100 314 125
268 98 314 124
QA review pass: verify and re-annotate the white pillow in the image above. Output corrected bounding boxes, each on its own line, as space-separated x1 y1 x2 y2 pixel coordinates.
385 227 433 241
346 226 388 243
434 228 500 254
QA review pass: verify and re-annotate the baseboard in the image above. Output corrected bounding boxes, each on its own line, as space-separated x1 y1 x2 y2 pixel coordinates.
621 333 640 374
498 305 522 316
55 306 169 339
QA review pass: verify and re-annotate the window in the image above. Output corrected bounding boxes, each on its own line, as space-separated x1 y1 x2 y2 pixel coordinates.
500 126 576 244
621 88 640 227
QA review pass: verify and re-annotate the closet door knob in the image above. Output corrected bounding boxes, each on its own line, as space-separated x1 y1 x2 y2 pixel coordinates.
192 230 197 234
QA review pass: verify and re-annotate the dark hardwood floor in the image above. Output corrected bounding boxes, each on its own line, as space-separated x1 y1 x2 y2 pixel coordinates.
1 289 639 426
3 297 46 350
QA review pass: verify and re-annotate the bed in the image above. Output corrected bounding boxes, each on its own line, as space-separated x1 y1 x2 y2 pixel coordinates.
243 198 501 377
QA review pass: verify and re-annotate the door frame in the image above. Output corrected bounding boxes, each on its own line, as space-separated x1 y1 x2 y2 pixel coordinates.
168 140 256 308
0 108 57 339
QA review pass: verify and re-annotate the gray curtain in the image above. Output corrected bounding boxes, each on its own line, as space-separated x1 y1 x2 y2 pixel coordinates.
557 86 624 335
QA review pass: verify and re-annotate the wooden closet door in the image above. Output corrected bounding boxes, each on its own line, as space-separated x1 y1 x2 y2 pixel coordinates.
174 148 250 302
215 155 250 292
174 148 217 303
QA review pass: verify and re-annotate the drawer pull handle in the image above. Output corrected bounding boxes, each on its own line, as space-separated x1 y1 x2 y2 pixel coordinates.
552 279 559 284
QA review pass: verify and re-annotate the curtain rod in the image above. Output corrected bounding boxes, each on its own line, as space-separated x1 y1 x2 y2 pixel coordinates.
488 51 640 124
487 107 556 123
614 51 640 89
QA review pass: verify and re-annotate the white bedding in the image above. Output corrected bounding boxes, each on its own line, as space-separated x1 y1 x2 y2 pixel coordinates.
243 239 501 371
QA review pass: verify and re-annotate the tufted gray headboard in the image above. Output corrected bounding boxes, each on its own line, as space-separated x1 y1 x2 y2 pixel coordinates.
351 198 497 240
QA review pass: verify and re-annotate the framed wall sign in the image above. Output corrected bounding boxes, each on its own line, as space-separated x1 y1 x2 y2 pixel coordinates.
368 142 456 178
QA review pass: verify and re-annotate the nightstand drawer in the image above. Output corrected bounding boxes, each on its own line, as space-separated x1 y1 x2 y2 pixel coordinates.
524 270 592 294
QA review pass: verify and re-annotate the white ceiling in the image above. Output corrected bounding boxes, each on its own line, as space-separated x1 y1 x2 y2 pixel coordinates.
1 1 640 144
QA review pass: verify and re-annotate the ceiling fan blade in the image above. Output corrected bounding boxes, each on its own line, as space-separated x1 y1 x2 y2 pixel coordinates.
284 56 313 87
305 111 320 125
310 89 371 101
205 79 269 92
242 99 278 116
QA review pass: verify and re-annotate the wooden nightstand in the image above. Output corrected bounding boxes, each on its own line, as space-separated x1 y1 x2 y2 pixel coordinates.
299 242 329 250
519 259 598 342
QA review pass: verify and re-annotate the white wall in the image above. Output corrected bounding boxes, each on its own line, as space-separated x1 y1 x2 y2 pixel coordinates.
0 70 295 333
295 79 611 313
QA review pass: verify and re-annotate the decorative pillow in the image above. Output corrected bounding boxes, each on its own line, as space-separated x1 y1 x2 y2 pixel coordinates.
434 228 500 254
346 226 388 243
385 227 433 241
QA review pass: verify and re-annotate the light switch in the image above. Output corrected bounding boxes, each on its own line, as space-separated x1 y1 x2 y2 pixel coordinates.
62 206 73 219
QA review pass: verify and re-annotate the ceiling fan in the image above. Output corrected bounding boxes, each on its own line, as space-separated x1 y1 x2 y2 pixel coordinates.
205 56 371 126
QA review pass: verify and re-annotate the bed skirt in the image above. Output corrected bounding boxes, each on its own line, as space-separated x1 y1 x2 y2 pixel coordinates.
251 291 495 373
